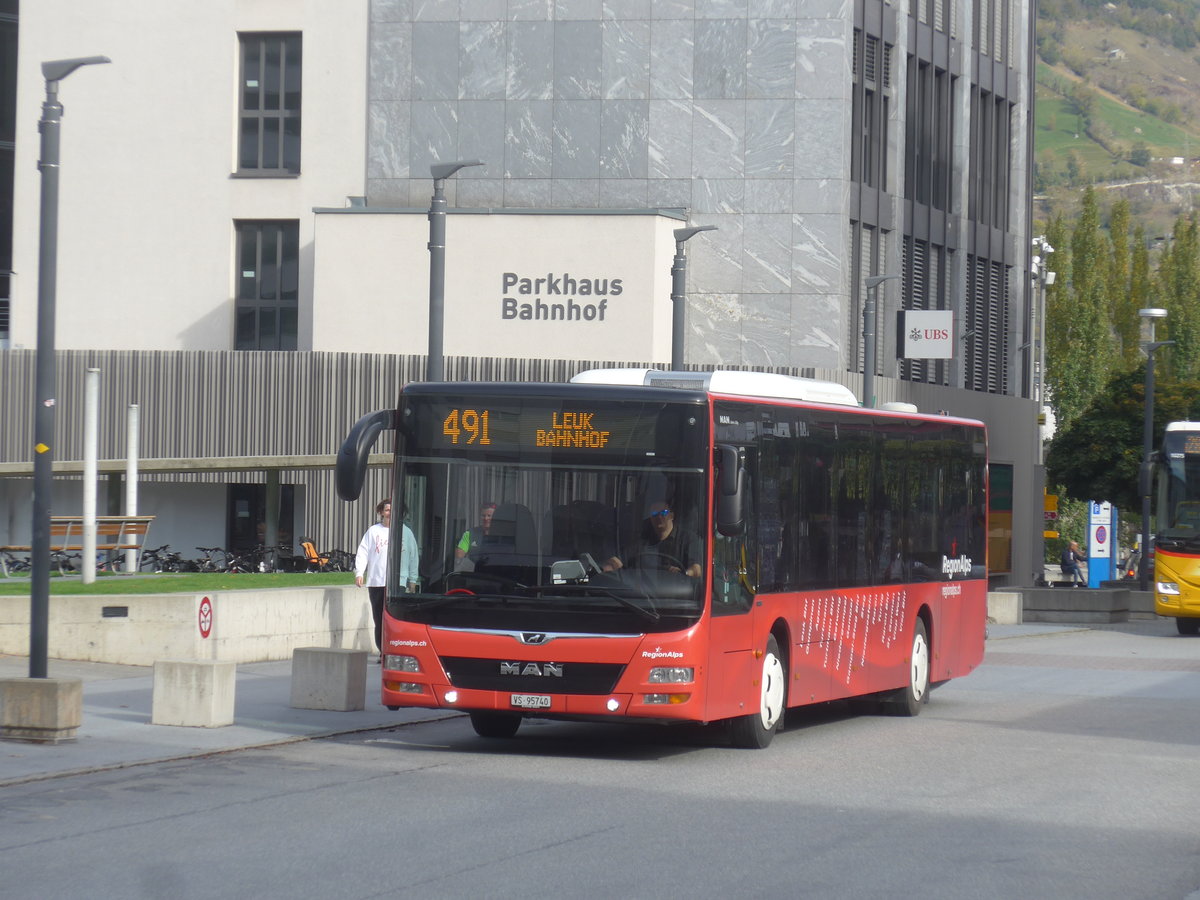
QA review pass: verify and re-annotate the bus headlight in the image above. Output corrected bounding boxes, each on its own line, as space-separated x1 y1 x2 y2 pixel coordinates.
1157 581 1180 595
644 693 691 704
648 666 694 684
385 655 422 672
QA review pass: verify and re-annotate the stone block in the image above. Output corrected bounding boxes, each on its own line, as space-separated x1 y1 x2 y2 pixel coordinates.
986 591 1023 625
290 647 368 712
1022 587 1130 624
152 660 236 727
0 677 83 743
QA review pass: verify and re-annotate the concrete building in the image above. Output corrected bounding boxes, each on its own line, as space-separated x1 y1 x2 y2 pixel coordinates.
0 0 1039 583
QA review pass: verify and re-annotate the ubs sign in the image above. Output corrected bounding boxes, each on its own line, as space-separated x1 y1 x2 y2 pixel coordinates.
897 309 954 359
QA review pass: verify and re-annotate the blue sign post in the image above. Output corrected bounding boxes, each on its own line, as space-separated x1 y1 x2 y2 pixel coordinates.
1088 500 1116 588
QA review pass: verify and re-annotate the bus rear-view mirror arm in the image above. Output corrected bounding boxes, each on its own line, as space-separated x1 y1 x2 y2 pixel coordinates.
716 443 746 537
336 409 396 501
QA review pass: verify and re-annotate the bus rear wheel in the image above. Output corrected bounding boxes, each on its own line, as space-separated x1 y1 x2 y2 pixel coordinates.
1176 617 1200 636
469 711 522 738
730 634 785 749
884 618 930 716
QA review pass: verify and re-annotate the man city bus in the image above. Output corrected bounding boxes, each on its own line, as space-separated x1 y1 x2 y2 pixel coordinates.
335 369 988 748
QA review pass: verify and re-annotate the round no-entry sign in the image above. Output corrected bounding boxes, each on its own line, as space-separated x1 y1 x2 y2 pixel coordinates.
198 596 213 639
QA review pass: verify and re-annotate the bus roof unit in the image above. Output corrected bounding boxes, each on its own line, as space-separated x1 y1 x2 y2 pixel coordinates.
571 368 861 407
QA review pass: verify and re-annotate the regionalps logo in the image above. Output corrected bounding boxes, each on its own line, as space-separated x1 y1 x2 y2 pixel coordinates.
500 271 622 322
941 554 974 578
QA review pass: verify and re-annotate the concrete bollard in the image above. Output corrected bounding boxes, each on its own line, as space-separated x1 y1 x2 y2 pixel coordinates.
0 677 83 743
986 591 1023 625
290 647 368 711
151 660 236 727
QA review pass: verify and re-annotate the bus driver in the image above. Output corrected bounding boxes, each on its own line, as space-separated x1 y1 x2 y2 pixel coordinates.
605 499 702 577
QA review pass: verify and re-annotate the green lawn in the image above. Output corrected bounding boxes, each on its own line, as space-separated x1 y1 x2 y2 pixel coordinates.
0 571 354 597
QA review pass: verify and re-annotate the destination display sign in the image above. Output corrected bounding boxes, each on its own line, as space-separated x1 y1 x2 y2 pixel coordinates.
417 400 664 458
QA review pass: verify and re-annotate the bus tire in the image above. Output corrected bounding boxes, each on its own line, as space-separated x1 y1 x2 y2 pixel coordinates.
469 711 522 738
1176 617 1200 636
730 634 785 749
885 618 930 716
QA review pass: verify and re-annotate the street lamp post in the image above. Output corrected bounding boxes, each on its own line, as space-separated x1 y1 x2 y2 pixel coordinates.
1139 307 1172 592
29 56 110 679
670 225 717 370
862 274 900 408
426 160 483 382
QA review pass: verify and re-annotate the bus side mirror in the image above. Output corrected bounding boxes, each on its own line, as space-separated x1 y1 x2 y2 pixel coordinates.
716 443 746 537
336 409 395 501
1139 458 1156 498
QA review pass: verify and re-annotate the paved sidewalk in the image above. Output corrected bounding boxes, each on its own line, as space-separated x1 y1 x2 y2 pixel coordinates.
0 654 459 786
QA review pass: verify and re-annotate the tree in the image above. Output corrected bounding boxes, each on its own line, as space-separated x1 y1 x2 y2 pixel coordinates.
1130 142 1151 167
1109 199 1136 364
1046 188 1117 427
1046 369 1200 512
1156 216 1200 379
1127 224 1158 369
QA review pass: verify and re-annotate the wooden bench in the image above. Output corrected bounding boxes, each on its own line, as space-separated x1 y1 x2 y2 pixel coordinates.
0 515 155 576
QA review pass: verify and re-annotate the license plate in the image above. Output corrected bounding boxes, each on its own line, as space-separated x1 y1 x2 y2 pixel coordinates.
510 693 551 709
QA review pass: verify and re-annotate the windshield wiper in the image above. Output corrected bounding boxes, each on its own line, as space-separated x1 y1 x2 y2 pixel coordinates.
520 582 661 622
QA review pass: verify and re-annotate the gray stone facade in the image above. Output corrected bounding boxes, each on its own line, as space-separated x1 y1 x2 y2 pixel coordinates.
366 0 870 370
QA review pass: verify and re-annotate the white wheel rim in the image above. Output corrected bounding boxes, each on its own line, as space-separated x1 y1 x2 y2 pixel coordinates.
911 631 929 702
760 651 785 729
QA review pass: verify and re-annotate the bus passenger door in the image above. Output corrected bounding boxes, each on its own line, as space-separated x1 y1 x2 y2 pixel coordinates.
707 531 757 721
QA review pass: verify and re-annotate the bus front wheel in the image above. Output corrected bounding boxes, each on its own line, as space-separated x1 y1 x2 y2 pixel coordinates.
885 618 930 716
730 634 785 749
469 711 522 738
1176 617 1200 636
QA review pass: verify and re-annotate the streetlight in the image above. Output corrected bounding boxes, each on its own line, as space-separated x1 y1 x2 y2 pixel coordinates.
670 225 717 370
862 274 900 408
426 160 484 381
1139 307 1172 592
29 55 110 679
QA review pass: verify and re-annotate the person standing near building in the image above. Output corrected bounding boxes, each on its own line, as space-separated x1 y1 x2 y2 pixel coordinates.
355 498 418 660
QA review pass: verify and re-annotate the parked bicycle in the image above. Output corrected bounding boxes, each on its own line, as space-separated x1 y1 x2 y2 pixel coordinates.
1 550 31 577
194 546 229 573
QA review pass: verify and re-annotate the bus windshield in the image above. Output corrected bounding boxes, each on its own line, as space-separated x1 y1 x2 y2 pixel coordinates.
1158 428 1200 547
389 390 709 635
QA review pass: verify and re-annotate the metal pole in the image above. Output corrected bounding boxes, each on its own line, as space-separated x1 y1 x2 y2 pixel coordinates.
862 275 899 409
426 160 483 382
28 57 111 677
670 226 717 370
1140 339 1173 591
82 368 99 583
124 403 138 574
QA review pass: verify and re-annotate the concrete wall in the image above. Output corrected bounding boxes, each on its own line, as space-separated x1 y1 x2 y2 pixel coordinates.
0 586 374 666
311 209 679 359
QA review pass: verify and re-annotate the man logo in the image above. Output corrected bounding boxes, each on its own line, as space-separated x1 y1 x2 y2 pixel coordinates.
500 661 564 677
521 632 548 644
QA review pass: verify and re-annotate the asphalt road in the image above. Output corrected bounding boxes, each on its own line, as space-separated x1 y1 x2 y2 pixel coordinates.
1 620 1198 900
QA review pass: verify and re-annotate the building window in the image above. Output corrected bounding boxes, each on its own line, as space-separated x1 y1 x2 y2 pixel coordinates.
238 33 301 174
235 221 299 350
851 31 891 190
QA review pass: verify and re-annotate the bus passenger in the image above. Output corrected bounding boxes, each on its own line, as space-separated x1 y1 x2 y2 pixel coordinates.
605 499 702 577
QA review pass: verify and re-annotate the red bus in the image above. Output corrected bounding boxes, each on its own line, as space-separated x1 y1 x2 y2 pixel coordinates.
336 369 988 748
